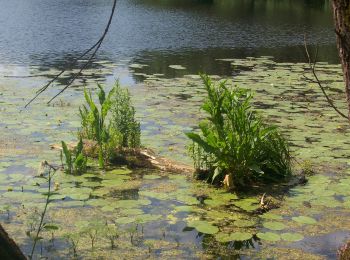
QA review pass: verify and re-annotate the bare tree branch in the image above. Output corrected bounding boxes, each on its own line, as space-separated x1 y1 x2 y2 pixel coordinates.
303 35 348 121
25 0 117 108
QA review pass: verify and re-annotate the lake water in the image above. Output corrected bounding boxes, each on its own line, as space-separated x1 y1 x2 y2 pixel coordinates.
1 1 350 259
0 0 338 79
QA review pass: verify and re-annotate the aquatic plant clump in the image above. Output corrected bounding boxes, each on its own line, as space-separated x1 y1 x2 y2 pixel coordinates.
110 83 141 148
186 74 292 188
77 82 141 168
61 138 87 175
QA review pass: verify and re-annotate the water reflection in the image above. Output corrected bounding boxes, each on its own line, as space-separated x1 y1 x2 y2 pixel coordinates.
0 0 337 72
129 45 338 81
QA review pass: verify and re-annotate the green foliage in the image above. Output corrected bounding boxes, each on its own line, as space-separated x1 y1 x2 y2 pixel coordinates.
79 84 116 168
61 138 87 175
103 223 119 249
110 83 141 148
186 74 291 188
78 82 141 168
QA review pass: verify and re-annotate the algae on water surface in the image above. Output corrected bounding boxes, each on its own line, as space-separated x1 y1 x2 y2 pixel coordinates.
0 57 350 259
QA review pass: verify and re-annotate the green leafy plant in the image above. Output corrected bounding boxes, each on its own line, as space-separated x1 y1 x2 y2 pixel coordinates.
103 223 119 249
64 232 81 258
79 84 116 168
78 82 141 167
186 74 291 188
110 83 141 148
61 138 87 175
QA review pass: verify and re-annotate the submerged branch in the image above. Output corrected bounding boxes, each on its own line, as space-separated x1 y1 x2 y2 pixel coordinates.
25 0 118 108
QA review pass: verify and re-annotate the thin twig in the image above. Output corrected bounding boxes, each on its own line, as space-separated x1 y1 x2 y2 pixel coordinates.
25 0 117 108
303 35 348 120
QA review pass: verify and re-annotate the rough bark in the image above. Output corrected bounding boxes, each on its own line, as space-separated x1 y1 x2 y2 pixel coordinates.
0 224 26 260
332 0 350 119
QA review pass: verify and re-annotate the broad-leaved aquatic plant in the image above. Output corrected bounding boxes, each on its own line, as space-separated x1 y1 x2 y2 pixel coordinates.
186 74 291 188
61 138 87 175
78 82 141 168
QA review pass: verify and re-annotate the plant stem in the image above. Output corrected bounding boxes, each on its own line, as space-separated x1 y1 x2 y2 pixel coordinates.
29 168 52 259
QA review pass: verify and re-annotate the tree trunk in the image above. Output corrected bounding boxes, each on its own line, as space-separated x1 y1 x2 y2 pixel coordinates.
0 224 26 259
332 0 350 119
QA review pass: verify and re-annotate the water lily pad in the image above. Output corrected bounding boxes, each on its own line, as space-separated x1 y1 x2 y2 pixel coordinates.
135 214 162 224
129 63 148 69
187 220 219 234
263 221 286 231
204 199 227 207
139 190 169 200
101 205 116 212
292 216 317 225
169 65 186 70
215 233 232 243
60 200 85 207
233 198 259 211
174 205 197 212
229 232 252 241
80 181 101 188
105 168 132 175
115 216 135 225
143 174 161 180
175 195 198 205
257 232 281 242
234 219 256 228
281 232 304 242
120 208 144 215
9 173 26 182
101 179 125 187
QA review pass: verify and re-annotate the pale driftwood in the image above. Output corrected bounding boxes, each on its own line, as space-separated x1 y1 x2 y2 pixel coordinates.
50 140 194 174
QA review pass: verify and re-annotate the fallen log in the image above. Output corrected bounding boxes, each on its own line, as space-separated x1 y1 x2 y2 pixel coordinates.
50 140 194 174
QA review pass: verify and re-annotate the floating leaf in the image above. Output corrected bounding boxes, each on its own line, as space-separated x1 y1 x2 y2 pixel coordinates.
215 233 232 243
139 190 169 200
234 219 256 228
257 232 281 242
205 199 227 207
292 216 317 225
187 220 219 234
263 221 286 231
174 205 197 213
105 168 132 175
169 65 186 70
143 175 161 180
115 217 135 225
281 232 304 242
135 214 162 224
229 232 252 241
120 208 144 215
